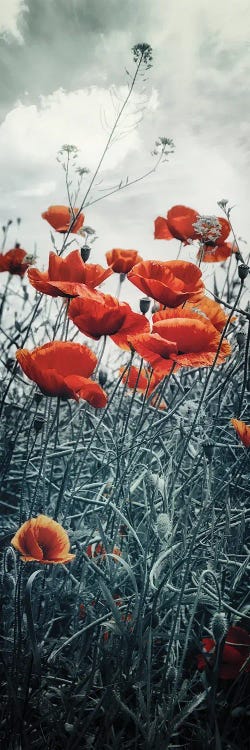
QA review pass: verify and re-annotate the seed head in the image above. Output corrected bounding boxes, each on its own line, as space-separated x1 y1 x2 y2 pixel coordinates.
210 612 228 643
156 513 172 541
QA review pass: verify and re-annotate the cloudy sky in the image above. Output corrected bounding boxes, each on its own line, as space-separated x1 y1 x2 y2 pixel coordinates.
0 0 249 299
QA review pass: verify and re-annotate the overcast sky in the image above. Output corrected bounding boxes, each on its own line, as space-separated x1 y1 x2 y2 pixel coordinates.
0 0 249 302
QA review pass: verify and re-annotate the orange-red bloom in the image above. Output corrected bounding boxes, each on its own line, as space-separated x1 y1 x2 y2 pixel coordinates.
197 626 250 680
154 206 232 260
231 418 250 448
197 242 236 263
128 333 177 376
181 296 230 333
28 250 112 297
119 365 161 396
11 514 75 564
130 309 231 375
154 205 200 243
86 543 121 561
128 260 204 307
68 292 149 349
16 341 107 407
42 205 84 234
0 245 31 277
106 248 143 274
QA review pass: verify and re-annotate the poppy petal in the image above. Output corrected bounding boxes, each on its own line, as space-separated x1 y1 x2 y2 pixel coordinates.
154 216 174 240
231 419 250 448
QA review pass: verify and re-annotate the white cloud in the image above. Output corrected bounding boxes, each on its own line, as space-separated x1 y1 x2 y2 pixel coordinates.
0 0 28 41
0 86 156 174
0 0 249 295
15 181 56 198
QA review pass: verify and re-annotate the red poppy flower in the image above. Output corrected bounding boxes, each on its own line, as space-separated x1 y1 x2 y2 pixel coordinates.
128 333 177 376
103 611 133 641
150 394 167 410
16 341 107 407
181 296 230 333
152 308 231 368
86 543 121 561
119 365 161 396
197 626 250 680
154 205 200 243
128 260 204 307
68 293 149 350
0 245 31 277
231 418 250 448
130 309 231 375
106 248 143 274
154 206 232 259
28 250 112 297
42 205 84 234
11 514 75 564
197 242 236 263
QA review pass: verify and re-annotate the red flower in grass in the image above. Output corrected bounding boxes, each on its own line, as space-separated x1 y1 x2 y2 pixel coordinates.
130 308 231 376
154 205 200 243
28 250 112 297
231 418 250 448
103 611 133 641
0 245 31 277
42 205 84 234
68 292 149 350
16 341 107 407
128 260 204 307
11 514 75 564
197 626 250 680
86 542 121 561
119 365 161 396
106 248 143 274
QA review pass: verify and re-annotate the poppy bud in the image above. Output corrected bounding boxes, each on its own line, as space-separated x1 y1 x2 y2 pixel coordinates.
210 612 228 643
33 414 45 434
139 297 150 315
98 368 107 387
80 245 91 262
151 302 160 314
118 524 128 537
203 441 214 461
238 264 249 281
236 332 245 349
64 724 74 734
34 393 43 404
120 273 126 283
5 358 15 372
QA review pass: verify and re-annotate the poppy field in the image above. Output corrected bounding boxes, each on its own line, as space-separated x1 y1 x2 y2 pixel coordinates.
0 44 250 750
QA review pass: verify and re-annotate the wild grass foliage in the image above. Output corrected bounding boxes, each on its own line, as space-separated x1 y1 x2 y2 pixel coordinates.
0 44 250 750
